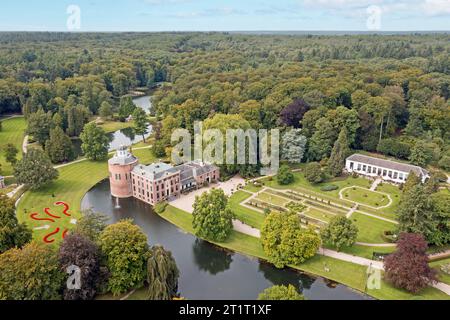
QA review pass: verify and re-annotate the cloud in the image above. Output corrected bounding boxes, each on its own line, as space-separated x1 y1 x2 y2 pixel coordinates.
422 0 450 16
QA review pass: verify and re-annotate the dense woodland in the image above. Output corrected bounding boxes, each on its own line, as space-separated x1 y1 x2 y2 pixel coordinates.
0 32 449 173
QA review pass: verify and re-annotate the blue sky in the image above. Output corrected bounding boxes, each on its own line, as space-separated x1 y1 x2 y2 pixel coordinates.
0 0 449 31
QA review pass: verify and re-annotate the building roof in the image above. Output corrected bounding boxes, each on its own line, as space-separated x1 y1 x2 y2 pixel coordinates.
132 160 219 182
347 154 429 177
132 163 178 180
108 146 138 165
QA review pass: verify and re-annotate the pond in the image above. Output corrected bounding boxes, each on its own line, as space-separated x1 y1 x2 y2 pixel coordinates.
71 96 153 157
81 180 372 300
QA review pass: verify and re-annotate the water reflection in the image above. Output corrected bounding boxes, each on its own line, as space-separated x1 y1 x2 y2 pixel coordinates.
81 180 372 300
193 239 234 275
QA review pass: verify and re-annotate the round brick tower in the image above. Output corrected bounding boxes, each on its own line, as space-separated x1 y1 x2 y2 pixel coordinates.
108 146 139 198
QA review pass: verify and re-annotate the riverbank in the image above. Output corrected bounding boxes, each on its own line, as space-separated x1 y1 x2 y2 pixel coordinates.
158 205 449 300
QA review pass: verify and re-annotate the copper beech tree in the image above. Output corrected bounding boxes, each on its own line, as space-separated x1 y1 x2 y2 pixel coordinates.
384 233 437 293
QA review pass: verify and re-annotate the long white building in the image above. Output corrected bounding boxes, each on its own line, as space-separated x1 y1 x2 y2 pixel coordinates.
345 154 430 184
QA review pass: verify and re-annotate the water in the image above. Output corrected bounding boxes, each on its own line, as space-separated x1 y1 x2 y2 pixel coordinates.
82 180 372 300
72 96 153 157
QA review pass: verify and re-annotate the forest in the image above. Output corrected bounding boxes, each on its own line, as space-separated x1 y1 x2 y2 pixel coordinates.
0 32 449 174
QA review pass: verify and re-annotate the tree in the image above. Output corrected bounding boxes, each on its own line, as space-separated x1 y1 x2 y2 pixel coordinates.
99 220 149 295
409 140 433 167
59 233 109 300
304 162 325 184
280 99 310 128
0 195 32 254
66 105 90 137
261 211 320 268
13 149 58 190
402 172 421 194
0 242 64 300
258 285 304 300
281 129 307 163
307 117 335 161
80 122 110 161
146 246 179 300
27 108 53 145
118 96 136 121
133 108 149 142
45 126 75 164
429 192 450 246
397 184 443 245
384 233 437 293
328 128 350 177
4 143 18 165
192 189 234 242
277 165 294 185
321 216 358 251
75 209 109 243
99 101 113 120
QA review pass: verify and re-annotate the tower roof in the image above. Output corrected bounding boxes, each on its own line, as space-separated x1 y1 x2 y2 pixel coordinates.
108 146 138 166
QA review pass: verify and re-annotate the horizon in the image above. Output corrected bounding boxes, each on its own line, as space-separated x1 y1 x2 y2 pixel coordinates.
1 0 449 32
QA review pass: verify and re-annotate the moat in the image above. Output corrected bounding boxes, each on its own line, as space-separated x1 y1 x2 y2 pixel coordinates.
81 180 372 300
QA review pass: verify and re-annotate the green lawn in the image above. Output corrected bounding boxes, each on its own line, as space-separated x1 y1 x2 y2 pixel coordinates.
343 187 390 208
0 117 26 176
338 245 396 260
228 191 265 229
159 205 449 300
430 258 450 286
255 192 290 207
16 148 155 244
352 212 397 244
264 172 372 199
375 183 402 216
303 207 336 223
243 183 263 193
97 120 133 133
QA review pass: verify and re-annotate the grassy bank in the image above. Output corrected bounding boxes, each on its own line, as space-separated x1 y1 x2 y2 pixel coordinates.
159 205 449 300
0 117 26 176
17 148 155 244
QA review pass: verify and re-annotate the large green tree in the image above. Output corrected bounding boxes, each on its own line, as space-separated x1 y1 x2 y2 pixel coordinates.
146 246 179 300
321 216 358 251
0 196 32 254
45 126 75 164
261 211 321 268
133 108 149 143
0 242 64 300
4 143 19 166
99 220 149 295
277 165 294 185
13 149 58 190
192 189 234 242
118 96 136 121
80 122 110 161
328 127 351 177
27 108 53 145
258 285 304 300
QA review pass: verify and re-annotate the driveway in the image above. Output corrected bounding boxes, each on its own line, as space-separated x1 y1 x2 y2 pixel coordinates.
170 176 245 213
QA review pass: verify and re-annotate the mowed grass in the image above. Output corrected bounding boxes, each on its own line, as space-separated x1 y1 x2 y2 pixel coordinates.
352 212 397 244
430 258 450 286
159 205 449 300
264 172 372 199
255 191 289 207
0 117 26 176
16 148 155 244
229 190 265 229
343 187 390 208
96 120 132 133
303 207 336 223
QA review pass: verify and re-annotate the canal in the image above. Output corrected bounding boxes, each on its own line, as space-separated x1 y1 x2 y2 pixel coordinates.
82 180 371 300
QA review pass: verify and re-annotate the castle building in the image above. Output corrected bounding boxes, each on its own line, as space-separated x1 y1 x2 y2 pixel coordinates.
345 154 430 184
108 146 220 205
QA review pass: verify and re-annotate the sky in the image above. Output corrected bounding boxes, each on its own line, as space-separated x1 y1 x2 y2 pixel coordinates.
0 0 449 32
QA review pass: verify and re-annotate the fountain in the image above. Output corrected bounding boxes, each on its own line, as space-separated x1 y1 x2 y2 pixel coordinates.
114 197 121 209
